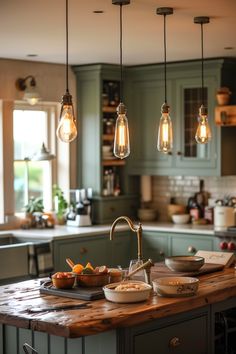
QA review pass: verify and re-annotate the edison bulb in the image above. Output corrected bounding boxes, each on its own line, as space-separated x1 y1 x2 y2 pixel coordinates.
113 103 130 159
195 105 211 144
56 102 77 143
157 103 173 153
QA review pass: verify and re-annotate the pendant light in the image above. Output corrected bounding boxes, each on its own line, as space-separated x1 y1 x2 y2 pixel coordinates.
112 0 130 160
194 16 211 144
56 0 77 143
157 7 173 154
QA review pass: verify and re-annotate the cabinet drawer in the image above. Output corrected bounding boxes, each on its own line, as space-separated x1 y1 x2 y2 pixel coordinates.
171 234 213 256
92 195 138 224
142 232 169 262
134 315 207 354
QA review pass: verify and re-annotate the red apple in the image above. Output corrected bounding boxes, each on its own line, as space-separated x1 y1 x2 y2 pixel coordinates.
219 241 228 250
227 242 236 251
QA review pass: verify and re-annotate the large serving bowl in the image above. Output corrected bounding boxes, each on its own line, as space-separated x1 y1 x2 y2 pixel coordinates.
153 277 199 297
165 255 205 272
77 273 109 287
103 281 152 303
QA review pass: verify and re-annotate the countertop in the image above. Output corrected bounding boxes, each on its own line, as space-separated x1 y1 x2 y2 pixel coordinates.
0 267 235 338
0 222 215 242
0 268 236 338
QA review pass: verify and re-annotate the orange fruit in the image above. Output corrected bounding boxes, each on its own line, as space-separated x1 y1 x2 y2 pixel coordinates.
72 263 84 274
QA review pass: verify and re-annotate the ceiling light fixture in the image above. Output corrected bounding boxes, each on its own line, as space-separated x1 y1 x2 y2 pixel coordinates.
194 16 211 144
56 0 77 143
31 143 55 161
15 75 41 105
156 7 173 154
112 0 130 160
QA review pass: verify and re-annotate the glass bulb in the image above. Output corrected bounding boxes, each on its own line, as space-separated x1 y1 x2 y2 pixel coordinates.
56 103 77 143
157 104 173 153
195 106 211 144
113 103 130 159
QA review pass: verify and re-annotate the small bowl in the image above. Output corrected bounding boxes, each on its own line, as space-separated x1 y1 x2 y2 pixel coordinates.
51 272 76 289
103 281 152 303
153 276 199 297
77 273 109 287
171 213 190 224
165 256 205 272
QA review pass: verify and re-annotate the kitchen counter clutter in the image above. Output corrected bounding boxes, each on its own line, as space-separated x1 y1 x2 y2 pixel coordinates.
0 267 236 354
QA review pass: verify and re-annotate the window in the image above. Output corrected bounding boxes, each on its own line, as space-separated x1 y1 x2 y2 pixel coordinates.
13 105 56 212
0 100 72 226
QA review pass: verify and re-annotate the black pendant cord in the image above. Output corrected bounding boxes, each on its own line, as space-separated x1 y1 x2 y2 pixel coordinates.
66 0 69 94
119 4 123 103
164 14 167 104
201 22 204 105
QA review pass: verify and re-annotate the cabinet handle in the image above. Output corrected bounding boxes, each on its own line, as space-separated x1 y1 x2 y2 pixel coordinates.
159 250 165 257
168 151 172 156
188 246 196 253
80 247 88 255
110 206 116 212
169 337 181 348
177 151 182 156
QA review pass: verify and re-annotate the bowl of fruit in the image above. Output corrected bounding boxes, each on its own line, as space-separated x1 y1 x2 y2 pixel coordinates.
51 272 76 289
66 259 110 287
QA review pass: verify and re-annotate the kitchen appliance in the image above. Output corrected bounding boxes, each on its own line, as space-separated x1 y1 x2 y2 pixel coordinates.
67 188 92 227
214 206 235 231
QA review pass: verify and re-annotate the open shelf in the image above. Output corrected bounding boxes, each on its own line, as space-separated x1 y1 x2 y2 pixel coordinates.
102 159 125 167
102 134 114 141
102 106 117 113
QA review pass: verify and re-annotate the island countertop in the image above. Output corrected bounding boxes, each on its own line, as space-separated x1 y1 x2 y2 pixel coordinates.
0 267 235 338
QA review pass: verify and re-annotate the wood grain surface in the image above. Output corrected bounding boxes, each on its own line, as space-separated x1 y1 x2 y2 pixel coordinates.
0 267 236 338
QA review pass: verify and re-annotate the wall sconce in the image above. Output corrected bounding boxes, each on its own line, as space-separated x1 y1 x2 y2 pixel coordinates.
15 75 41 105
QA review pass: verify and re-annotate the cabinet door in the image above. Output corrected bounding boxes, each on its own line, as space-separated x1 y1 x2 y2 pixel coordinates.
53 236 111 270
110 232 131 269
126 78 173 175
170 233 214 256
134 315 208 354
142 232 169 262
174 75 218 174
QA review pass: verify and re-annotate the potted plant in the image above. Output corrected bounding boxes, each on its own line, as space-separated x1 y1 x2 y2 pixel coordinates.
53 185 68 224
24 197 44 227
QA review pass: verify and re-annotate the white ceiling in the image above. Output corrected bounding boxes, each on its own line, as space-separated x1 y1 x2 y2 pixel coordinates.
0 0 236 66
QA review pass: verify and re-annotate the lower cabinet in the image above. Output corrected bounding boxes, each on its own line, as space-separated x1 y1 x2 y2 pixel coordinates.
142 232 169 262
53 231 131 270
122 307 210 354
170 233 214 255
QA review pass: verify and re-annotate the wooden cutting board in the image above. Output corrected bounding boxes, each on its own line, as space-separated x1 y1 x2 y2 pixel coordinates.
150 262 224 279
40 281 104 300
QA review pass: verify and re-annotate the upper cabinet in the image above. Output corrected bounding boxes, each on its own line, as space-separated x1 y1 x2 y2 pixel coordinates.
125 59 236 176
72 64 139 224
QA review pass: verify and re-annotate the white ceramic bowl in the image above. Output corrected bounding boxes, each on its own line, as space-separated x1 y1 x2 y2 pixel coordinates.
103 281 152 303
165 255 205 272
171 213 190 224
152 276 199 297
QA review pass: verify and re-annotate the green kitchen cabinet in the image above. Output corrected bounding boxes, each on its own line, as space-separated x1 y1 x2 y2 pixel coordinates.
169 233 214 256
125 58 236 176
53 231 131 270
142 231 169 262
72 64 139 224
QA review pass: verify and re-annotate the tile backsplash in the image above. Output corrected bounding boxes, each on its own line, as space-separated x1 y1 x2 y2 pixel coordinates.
150 176 236 221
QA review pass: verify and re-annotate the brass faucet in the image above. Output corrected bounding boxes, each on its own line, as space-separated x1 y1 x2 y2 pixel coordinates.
110 216 143 261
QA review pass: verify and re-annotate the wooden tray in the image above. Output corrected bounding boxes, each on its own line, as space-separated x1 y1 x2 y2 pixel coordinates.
40 281 104 300
151 262 224 279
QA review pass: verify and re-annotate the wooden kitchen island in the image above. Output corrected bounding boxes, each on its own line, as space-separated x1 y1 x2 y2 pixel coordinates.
0 268 236 354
